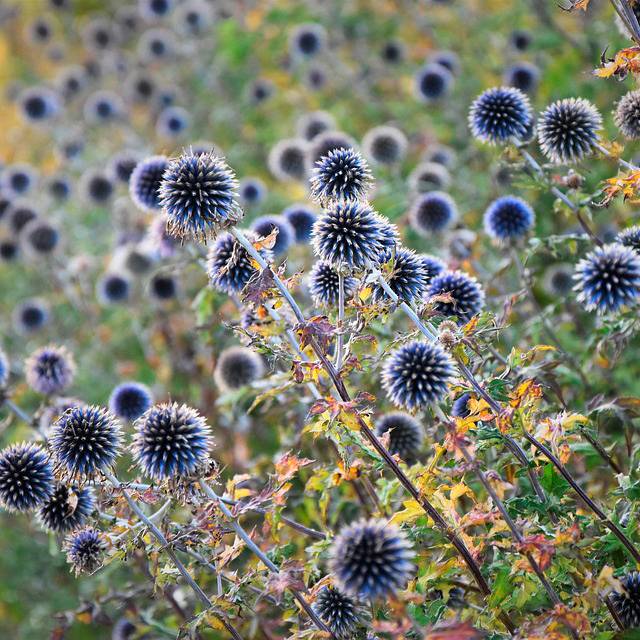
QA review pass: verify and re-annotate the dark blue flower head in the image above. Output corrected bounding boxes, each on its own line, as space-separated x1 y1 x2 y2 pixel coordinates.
109 381 153 422
289 23 326 58
468 86 533 144
0 349 8 388
543 264 574 296
573 243 640 314
415 63 453 103
9 202 38 234
615 90 640 140
150 273 178 300
617 225 640 255
65 526 106 575
363 125 408 166
83 90 124 124
429 50 460 75
309 131 357 170
129 155 169 212
269 138 308 182
110 151 140 184
375 412 423 461
3 163 36 197
133 403 212 480
504 61 540 94
81 169 114 205
214 346 265 392
537 98 602 164
375 214 401 264
283 204 318 243
97 273 130 304
156 106 190 138
19 86 60 123
451 393 472 418
50 405 123 481
419 254 446 284
313 586 361 637
297 110 335 141
428 270 485 322
409 191 458 235
312 202 397 271
112 619 137 640
23 218 60 255
0 442 54 511
308 261 357 307
372 247 428 304
159 150 242 241
38 483 95 533
611 571 640 629
408 161 451 193
330 519 415 599
483 195 535 241
251 215 294 257
13 298 49 334
310 147 372 204
25 344 76 395
239 177 266 206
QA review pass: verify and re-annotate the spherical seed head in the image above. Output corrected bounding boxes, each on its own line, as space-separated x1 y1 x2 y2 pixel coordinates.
268 138 308 182
408 161 451 193
615 90 640 139
206 231 272 294
251 215 294 257
428 270 486 322
504 61 540 94
97 273 130 304
65 526 106 575
13 298 49 334
159 151 242 242
483 195 535 241
109 381 153 422
409 191 458 235
310 147 372 204
313 586 361 637
415 63 453 103
312 202 396 271
129 155 169 212
22 219 60 255
214 346 265 392
290 23 326 58
611 572 640 629
25 344 76 395
50 405 123 481
617 225 640 255
150 274 178 300
451 393 471 418
419 254 446 284
0 442 54 511
38 483 95 532
283 204 318 243
573 243 640 314
297 110 335 141
382 341 455 410
19 86 60 122
537 98 602 164
133 402 212 480
375 412 423 461
308 261 357 307
363 125 408 165
468 86 533 144
0 349 8 388
330 519 415 599
372 247 428 304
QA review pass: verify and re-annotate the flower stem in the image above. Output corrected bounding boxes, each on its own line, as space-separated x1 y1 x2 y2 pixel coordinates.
335 270 346 371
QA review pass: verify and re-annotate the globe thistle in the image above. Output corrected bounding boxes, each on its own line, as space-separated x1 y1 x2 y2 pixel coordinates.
268 138 309 182
38 483 95 533
297 110 335 141
305 65 328 91
129 155 169 212
289 23 326 59
311 202 395 271
97 273 130 304
27 17 53 44
409 191 459 236
372 247 428 304
3 163 37 197
451 393 471 418
82 18 117 52
175 1 213 36
408 162 452 193
251 215 294 257
330 519 415 599
19 86 60 123
313 586 361 638
309 131 358 169
310 147 372 204
109 381 153 422
159 150 242 241
22 218 60 256
617 225 640 254
380 40 405 64
25 345 75 395
375 412 423 461
0 349 8 388
504 61 540 94
428 50 460 76
362 125 408 166
13 298 49 334
573 243 640 314
50 405 123 481
214 346 265 392
468 86 533 144
84 90 125 124
424 145 456 169
0 241 19 262
283 204 318 243
428 270 486 322
65 527 106 575
147 215 178 259
133 403 212 480
414 63 453 103
249 78 275 104
239 177 267 206
483 195 535 241
156 106 190 138
308 261 357 307
8 202 38 234
81 169 114 205
510 29 532 51
611 571 640 629
47 175 72 200
615 90 640 139
0 442 54 511
137 28 177 63
124 71 156 104
543 264 575 297
55 65 86 102
419 254 446 284
207 231 272 294
150 273 178 300
537 98 602 164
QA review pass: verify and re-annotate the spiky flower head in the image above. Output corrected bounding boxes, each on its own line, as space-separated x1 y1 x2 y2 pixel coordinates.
109 381 153 422
214 346 265 392
310 147 372 204
504 61 540 94
159 150 242 242
50 405 123 481
415 63 453 103
427 270 486 322
375 412 423 461
372 247 428 304
382 341 455 410
483 195 535 241
283 204 318 243
611 571 640 629
268 138 308 182
451 393 471 418
309 132 357 168
133 403 212 480
408 161 451 193
0 442 54 511
409 191 458 235
573 243 640 314
615 90 640 140
419 254 446 284
617 225 640 255
363 125 408 166
97 273 130 305
330 519 415 599
313 586 361 638
65 526 106 575
38 483 95 533
537 98 602 164
251 215 294 257
308 261 357 307
129 155 169 213
25 344 76 395
468 86 533 144
311 202 397 271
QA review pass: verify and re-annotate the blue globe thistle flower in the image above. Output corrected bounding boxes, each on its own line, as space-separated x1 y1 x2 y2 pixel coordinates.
133 403 212 480
3 163 37 197
283 204 317 243
573 243 640 314
148 215 179 259
207 231 272 294
0 442 54 511
47 175 72 200
381 341 455 410
543 264 575 297
428 50 460 76
129 155 169 212
310 147 372 204
374 213 401 265
214 346 265 392
19 86 60 123
375 412 423 461
82 18 116 52
25 345 75 395
409 191 458 235
83 90 125 124
111 150 141 184
97 273 130 305
611 571 640 629
38 483 95 533
312 202 396 271
289 23 326 58
239 177 267 206
65 526 106 575
372 247 428 304
408 161 451 193
381 39 405 64
249 78 275 104
0 240 19 262
510 29 532 51
615 90 640 140
428 270 486 322
156 106 190 138
139 0 174 19
50 405 123 480
251 215 294 257
419 254 446 284
138 28 177 63
176 1 213 36
13 298 49 334
451 393 472 418
330 519 415 599
537 98 602 164
297 111 335 141
617 226 640 255
0 349 8 388
308 261 357 307
483 195 535 241
362 125 408 166
313 586 361 637
81 169 114 205
22 218 60 256
424 145 456 169
414 63 453 103
309 132 357 169
8 202 38 234
150 273 178 300
269 139 309 182
468 86 533 144
504 61 539 94
159 150 242 242
109 381 153 422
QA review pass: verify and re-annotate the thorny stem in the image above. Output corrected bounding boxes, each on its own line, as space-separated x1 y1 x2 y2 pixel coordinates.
335 269 346 371
579 427 623 475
